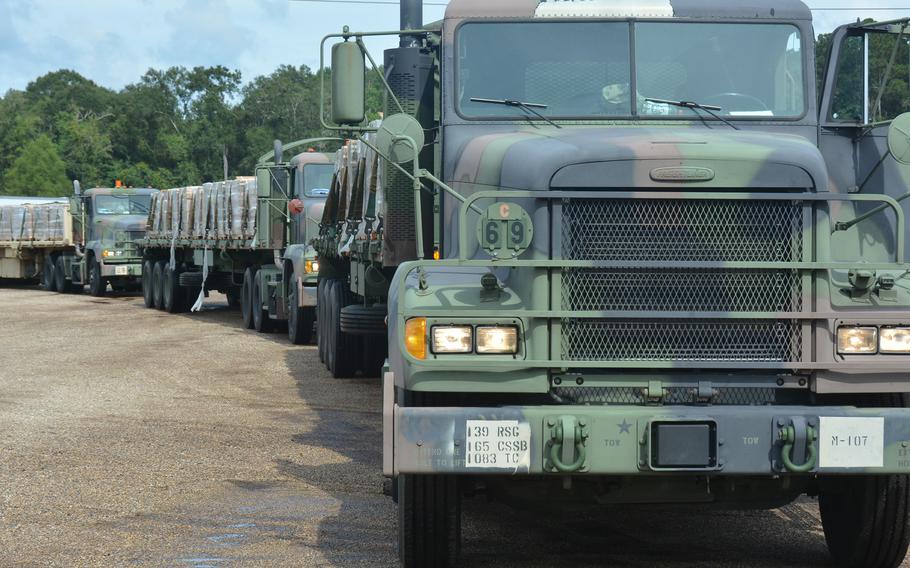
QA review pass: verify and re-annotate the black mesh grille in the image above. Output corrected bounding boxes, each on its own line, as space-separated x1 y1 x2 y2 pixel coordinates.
561 319 802 362
562 269 802 313
552 385 779 405
559 198 805 363
561 198 804 262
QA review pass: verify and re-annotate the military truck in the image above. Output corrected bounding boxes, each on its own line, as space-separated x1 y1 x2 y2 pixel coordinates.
139 142 334 345
0 184 155 296
315 1 910 566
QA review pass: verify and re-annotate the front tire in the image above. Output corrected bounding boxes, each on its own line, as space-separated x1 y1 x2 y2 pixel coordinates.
820 393 910 568
287 284 315 345
398 474 461 568
88 258 106 297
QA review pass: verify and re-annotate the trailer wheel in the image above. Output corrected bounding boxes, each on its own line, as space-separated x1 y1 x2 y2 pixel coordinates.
327 279 357 378
141 261 155 308
152 261 165 310
288 284 315 345
43 255 57 292
163 265 185 314
252 269 274 333
398 474 461 568
88 257 106 297
54 256 72 293
241 267 255 329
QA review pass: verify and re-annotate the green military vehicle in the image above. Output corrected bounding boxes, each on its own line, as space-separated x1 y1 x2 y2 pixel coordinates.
315 1 910 566
139 142 334 345
0 183 155 296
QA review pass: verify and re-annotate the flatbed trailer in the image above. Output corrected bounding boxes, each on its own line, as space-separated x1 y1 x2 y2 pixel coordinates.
139 147 334 345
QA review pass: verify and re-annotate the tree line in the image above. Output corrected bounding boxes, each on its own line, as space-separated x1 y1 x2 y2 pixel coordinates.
0 65 384 197
0 28 907 198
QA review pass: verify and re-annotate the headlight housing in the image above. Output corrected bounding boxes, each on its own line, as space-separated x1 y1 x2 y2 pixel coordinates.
305 260 319 273
880 327 910 353
837 326 878 354
476 326 519 354
431 326 473 354
102 249 124 258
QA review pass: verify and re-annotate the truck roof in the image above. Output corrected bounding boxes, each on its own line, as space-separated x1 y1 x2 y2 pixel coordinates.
289 152 332 167
444 0 812 21
84 187 157 197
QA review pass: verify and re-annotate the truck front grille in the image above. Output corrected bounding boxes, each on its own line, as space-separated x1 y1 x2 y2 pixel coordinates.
559 198 805 363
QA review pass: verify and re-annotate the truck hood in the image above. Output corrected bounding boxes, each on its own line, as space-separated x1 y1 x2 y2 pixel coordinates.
449 128 828 191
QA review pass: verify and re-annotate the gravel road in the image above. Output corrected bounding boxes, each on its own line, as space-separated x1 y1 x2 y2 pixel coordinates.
0 284 905 567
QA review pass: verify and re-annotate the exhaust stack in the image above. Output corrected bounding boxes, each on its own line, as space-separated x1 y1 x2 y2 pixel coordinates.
399 0 423 47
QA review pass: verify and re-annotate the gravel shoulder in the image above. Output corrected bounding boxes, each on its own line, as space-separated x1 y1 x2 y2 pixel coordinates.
0 285 904 567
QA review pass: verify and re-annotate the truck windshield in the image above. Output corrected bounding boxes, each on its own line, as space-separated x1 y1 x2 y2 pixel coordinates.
303 164 333 198
457 21 805 119
94 194 151 216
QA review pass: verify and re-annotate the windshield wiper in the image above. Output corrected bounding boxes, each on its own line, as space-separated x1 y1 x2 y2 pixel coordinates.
470 97 561 129
645 97 740 131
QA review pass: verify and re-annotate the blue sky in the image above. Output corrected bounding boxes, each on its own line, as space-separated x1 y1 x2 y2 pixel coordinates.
0 0 904 93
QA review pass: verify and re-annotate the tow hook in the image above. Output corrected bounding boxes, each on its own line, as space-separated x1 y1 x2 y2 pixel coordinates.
777 417 818 473
546 415 588 473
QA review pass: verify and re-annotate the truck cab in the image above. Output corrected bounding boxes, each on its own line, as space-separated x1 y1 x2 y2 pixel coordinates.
320 1 910 566
69 186 156 296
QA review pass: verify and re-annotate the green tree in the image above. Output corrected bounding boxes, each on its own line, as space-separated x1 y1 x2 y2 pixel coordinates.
3 135 71 196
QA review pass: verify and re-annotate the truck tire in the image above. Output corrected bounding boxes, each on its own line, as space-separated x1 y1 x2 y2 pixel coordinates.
226 287 241 309
152 261 165 310
88 258 106 297
288 284 315 345
241 267 255 329
398 474 460 568
317 279 331 363
54 256 72 293
142 260 155 308
43 255 57 292
327 279 357 378
361 340 387 379
820 394 910 568
340 304 387 335
163 265 185 314
252 269 274 333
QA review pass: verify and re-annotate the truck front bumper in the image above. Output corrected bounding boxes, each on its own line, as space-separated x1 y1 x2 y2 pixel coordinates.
391 402 910 476
100 261 143 278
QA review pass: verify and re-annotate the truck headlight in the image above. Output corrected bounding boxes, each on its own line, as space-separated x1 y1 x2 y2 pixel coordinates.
431 325 473 354
880 327 910 353
305 260 319 273
102 249 124 258
837 326 878 354
476 326 519 354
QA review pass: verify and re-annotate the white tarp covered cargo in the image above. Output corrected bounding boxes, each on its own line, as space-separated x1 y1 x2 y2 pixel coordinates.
0 203 70 244
147 179 259 242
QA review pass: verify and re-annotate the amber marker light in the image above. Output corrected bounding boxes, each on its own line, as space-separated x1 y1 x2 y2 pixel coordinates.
405 317 427 360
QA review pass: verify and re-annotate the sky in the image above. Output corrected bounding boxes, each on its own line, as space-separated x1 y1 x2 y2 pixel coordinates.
0 0 906 93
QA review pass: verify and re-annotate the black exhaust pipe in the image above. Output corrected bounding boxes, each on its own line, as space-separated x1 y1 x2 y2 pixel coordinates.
400 0 422 47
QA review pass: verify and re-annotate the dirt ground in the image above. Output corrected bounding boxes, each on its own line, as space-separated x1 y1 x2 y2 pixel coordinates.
0 284 906 567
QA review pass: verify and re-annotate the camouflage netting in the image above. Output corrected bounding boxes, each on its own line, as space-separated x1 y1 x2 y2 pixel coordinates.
0 203 69 244
147 179 258 240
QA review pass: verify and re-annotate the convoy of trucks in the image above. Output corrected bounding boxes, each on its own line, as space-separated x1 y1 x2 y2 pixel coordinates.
0 185 155 295
2 1 910 567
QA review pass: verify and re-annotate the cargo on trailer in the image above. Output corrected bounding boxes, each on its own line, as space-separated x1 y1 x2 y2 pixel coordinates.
138 141 337 346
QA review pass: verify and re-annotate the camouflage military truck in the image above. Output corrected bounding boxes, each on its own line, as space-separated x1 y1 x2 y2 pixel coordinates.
315 1 910 566
0 183 155 296
139 142 334 345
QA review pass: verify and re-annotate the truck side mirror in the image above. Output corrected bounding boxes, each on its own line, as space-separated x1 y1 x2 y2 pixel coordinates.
73 180 81 196
331 40 366 125
888 113 910 165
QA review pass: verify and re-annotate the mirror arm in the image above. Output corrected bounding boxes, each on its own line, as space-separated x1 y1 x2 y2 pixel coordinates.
834 190 910 232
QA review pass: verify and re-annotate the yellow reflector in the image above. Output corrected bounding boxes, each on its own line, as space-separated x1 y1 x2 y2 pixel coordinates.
405 318 427 360
837 326 877 354
305 260 314 273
